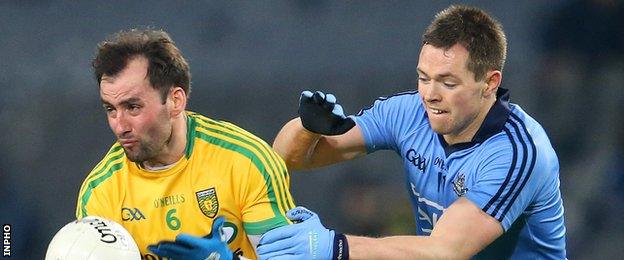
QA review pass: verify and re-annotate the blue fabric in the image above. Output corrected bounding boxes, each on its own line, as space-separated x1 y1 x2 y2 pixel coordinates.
353 88 566 259
257 207 336 260
148 216 234 260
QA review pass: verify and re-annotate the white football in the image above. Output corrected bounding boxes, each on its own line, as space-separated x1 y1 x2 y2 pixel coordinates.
45 216 140 260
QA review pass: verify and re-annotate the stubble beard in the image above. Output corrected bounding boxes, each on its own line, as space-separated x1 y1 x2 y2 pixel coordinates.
122 107 174 164
124 139 162 163
428 116 451 136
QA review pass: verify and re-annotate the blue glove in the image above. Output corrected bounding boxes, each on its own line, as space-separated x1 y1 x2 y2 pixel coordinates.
298 91 356 135
148 216 236 260
257 206 349 260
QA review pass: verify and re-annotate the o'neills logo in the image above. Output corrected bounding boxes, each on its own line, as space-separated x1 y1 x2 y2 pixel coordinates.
196 188 219 218
154 194 186 208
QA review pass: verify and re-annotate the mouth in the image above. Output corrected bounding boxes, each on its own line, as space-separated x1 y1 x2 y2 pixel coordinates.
428 107 447 115
119 139 138 148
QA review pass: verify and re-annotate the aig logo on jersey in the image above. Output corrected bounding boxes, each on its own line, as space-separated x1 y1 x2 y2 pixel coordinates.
196 188 219 218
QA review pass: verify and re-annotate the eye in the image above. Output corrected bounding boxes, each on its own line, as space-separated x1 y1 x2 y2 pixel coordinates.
418 77 430 83
443 82 457 88
103 105 115 113
127 104 142 115
103 105 117 118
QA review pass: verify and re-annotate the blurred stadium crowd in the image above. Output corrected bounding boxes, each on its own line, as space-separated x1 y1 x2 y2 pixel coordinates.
1 1 622 258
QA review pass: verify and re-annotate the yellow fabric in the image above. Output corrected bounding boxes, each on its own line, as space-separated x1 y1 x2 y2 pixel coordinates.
76 111 295 259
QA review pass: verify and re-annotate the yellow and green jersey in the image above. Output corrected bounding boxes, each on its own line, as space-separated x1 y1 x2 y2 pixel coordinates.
76 111 295 259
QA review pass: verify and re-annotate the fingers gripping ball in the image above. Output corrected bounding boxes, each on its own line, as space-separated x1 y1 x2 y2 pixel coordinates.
298 91 356 135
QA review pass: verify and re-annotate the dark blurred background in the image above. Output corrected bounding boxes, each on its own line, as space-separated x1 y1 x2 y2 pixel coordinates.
1 0 622 259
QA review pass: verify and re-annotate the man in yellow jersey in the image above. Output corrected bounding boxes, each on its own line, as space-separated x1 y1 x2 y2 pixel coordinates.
75 29 295 260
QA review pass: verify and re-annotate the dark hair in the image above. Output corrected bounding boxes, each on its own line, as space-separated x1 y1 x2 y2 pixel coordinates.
92 29 191 103
423 5 507 81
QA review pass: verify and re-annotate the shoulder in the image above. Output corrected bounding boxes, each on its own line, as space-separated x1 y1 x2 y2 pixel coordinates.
353 90 427 132
477 105 558 179
77 143 127 217
187 111 283 167
188 111 272 152
505 105 557 163
507 105 559 176
84 143 127 182
355 90 422 116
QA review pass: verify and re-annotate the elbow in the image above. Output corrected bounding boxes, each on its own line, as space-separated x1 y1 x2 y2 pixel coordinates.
275 151 305 171
271 139 287 159
272 117 320 171
272 139 310 171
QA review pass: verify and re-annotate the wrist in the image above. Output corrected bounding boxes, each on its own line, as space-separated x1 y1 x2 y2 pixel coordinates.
332 233 349 260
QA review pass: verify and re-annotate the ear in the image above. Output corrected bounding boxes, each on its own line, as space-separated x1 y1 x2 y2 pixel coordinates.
482 70 502 98
168 87 187 117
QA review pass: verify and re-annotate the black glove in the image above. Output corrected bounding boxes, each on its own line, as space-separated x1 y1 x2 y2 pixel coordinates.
298 91 355 135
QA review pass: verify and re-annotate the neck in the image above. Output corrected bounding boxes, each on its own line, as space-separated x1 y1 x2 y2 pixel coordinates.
143 113 187 168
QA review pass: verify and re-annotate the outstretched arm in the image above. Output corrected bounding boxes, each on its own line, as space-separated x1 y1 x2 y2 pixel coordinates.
273 117 366 170
257 198 503 259
272 91 367 171
346 198 503 259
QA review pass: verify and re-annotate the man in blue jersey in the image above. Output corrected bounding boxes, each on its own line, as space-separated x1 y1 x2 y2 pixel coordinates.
257 5 566 259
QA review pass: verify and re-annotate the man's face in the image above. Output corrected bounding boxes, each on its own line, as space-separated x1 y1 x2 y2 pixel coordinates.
100 57 172 163
417 43 492 143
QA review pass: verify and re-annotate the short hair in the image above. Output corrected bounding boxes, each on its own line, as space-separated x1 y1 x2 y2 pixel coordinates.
422 5 507 81
92 29 191 103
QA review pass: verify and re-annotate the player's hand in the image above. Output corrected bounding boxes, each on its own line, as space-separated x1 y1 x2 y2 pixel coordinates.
148 216 237 260
256 206 348 260
298 90 355 135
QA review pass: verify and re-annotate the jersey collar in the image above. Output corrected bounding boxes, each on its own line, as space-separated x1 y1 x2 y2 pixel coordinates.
439 87 511 156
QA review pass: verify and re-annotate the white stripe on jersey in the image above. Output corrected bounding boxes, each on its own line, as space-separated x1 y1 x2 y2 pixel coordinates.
413 191 446 211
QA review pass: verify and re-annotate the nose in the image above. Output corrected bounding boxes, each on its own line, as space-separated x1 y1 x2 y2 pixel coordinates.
421 83 441 103
110 111 132 137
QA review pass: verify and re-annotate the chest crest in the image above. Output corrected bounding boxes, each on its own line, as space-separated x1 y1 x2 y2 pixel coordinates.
196 187 219 218
452 173 468 197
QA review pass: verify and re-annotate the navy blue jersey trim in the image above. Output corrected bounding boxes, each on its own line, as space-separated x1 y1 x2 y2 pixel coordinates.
499 113 537 221
491 119 529 221
438 135 478 157
472 88 511 143
354 90 419 116
482 113 537 223
483 127 519 213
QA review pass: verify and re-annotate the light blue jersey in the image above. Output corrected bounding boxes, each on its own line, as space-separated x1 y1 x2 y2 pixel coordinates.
353 88 566 259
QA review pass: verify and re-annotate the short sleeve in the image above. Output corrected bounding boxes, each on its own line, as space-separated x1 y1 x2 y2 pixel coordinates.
76 187 112 219
353 92 424 154
238 143 295 235
465 131 541 231
76 145 124 220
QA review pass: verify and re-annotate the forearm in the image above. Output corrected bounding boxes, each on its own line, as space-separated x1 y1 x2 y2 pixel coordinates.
349 199 503 259
273 118 368 171
273 117 322 170
346 235 463 260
